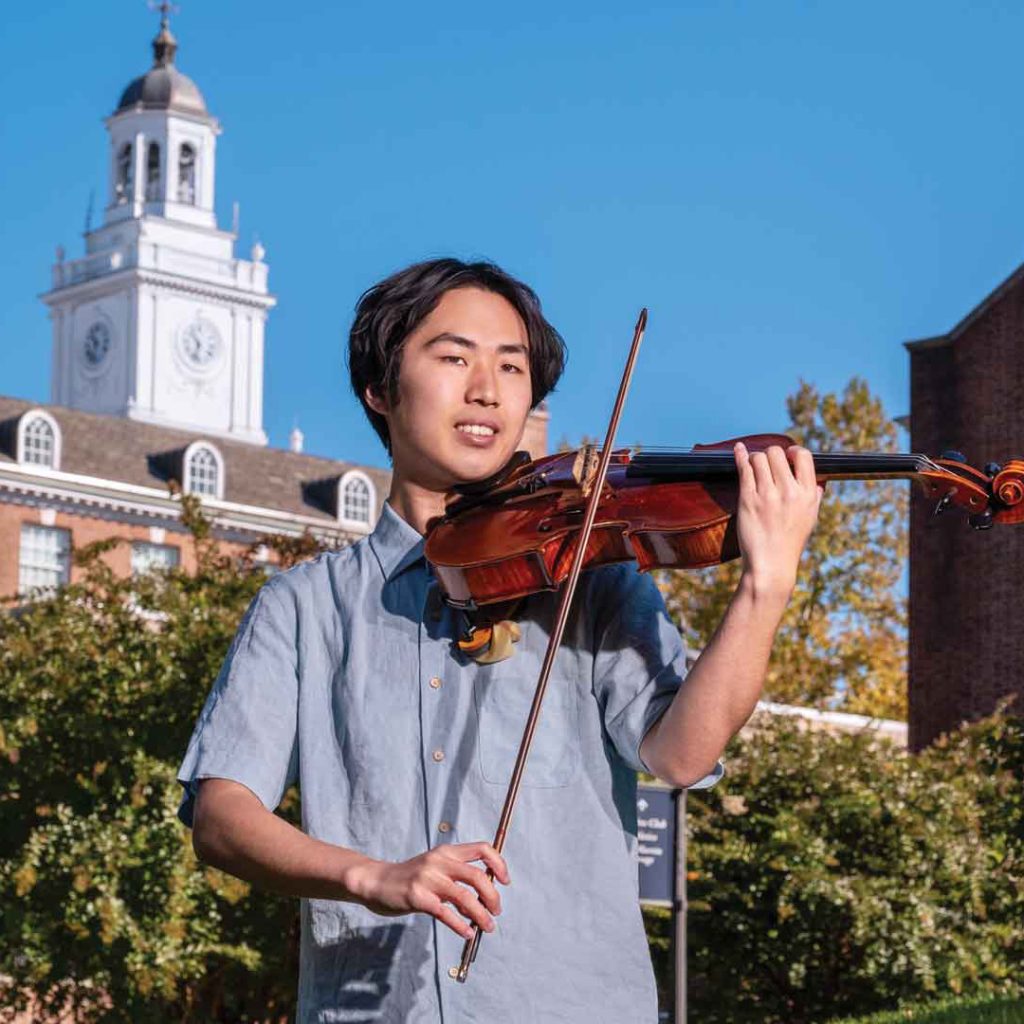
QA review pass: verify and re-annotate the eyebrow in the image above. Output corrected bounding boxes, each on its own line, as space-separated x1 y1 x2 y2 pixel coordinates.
422 332 529 357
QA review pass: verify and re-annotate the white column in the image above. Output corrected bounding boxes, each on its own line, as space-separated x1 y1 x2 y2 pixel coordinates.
49 310 63 404
132 130 146 216
133 288 157 415
201 132 217 213
230 307 246 430
64 306 76 404
244 313 255 431
124 287 138 413
251 312 265 436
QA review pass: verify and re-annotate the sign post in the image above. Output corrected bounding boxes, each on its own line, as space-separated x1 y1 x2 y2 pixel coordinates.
674 789 686 1024
637 782 685 1023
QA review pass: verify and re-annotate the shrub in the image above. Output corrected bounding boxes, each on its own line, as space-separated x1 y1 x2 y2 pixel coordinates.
684 711 1024 1023
0 501 313 1022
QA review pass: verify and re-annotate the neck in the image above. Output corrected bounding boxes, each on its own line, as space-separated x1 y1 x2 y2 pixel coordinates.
627 449 925 483
386 471 449 535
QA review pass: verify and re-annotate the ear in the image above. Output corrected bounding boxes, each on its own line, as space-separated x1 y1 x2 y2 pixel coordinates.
364 384 389 417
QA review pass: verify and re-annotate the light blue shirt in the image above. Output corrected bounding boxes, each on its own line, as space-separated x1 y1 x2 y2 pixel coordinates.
177 502 722 1023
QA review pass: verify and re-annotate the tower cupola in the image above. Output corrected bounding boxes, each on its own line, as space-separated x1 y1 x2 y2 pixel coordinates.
42 7 275 447
115 10 208 119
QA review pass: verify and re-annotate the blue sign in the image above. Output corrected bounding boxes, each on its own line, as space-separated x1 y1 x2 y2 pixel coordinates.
637 784 676 907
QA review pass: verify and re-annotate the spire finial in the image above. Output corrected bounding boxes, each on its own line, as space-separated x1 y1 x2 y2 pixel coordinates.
148 1 180 66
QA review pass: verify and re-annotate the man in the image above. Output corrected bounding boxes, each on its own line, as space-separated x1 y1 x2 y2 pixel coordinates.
177 258 822 1022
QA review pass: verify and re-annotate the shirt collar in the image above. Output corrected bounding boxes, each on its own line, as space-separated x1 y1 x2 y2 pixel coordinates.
368 501 427 582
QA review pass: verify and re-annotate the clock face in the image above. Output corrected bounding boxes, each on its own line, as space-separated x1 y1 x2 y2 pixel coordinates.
178 319 222 371
83 321 111 368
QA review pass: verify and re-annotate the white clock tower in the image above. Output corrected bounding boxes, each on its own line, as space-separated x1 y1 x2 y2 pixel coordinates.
42 9 274 445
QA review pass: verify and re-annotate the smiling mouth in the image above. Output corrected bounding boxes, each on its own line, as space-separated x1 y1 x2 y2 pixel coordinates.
455 423 498 437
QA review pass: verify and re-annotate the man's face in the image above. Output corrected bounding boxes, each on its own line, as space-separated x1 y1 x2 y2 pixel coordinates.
367 286 534 490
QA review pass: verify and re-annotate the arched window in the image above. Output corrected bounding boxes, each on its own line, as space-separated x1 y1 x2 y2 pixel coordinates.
115 142 133 204
17 410 61 470
183 442 223 499
177 143 196 204
145 141 161 201
337 471 375 527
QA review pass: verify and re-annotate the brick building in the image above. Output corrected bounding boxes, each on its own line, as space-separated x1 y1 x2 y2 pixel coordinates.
906 262 1024 748
1 12 548 602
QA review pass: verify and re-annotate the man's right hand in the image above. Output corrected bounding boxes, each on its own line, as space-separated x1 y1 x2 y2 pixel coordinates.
344 843 510 940
191 780 509 941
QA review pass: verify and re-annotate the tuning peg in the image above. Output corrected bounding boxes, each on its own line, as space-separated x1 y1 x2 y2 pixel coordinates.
985 462 1002 476
941 450 968 463
933 491 955 517
969 509 995 530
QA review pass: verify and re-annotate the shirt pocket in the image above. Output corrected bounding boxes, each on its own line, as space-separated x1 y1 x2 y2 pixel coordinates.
474 669 580 788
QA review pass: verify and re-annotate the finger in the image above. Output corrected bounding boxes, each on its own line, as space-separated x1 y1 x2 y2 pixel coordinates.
766 446 793 488
734 442 756 495
749 449 774 492
450 862 502 915
788 445 817 489
453 842 510 885
433 898 477 941
442 879 495 934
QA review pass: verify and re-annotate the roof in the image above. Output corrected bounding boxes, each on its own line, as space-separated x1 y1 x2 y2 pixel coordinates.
114 16 209 119
904 259 1024 352
117 65 208 118
0 395 390 526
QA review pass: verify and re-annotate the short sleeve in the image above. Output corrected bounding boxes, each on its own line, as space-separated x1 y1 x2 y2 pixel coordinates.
590 565 724 789
176 579 299 827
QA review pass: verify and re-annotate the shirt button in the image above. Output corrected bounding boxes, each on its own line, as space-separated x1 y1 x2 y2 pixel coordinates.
429 676 442 690
438 820 452 834
448 966 459 979
432 749 445 763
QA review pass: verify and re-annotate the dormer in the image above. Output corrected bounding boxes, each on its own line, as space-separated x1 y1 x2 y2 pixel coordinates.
16 409 62 470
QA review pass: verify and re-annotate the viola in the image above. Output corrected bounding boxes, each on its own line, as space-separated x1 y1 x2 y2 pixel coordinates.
425 438 1024 610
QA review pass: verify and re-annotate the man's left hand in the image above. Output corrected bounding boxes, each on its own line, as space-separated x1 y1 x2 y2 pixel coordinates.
732 442 823 598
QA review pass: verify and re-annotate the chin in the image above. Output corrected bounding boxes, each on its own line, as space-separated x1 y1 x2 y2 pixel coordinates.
446 447 515 485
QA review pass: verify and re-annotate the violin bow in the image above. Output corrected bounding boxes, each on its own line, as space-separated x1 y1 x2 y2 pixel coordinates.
454 308 649 982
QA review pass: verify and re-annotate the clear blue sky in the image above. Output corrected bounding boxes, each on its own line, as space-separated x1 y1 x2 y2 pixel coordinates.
4 1 1024 470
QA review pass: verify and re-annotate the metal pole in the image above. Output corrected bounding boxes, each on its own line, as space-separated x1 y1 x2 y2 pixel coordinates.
674 788 687 1024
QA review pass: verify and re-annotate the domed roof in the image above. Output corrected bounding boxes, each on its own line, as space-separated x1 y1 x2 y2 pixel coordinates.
115 15 209 118
117 66 208 116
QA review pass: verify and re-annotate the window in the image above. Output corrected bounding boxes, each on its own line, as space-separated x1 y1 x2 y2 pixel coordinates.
17 410 61 469
177 143 196 204
338 471 375 526
131 542 180 575
145 141 161 201
184 443 223 498
19 524 71 595
116 142 133 204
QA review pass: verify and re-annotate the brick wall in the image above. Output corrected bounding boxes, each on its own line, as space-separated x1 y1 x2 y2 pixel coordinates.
0 501 256 602
908 278 1024 749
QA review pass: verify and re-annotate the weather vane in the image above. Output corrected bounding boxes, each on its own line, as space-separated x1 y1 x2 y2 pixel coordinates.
148 0 181 23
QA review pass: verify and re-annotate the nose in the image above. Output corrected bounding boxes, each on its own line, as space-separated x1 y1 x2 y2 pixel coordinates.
465 358 499 407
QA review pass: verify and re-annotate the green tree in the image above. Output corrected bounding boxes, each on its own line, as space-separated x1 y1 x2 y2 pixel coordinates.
684 708 1024 1024
658 377 909 718
0 495 325 1022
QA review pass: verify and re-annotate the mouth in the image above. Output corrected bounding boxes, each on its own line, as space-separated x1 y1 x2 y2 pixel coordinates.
454 420 500 446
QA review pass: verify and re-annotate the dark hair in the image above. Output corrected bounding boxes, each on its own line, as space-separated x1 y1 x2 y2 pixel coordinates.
348 258 567 453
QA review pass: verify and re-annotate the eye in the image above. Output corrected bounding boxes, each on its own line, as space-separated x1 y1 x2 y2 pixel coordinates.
502 363 525 374
440 354 467 366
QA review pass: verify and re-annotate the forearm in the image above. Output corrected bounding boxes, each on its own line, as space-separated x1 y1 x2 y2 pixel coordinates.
192 779 372 901
641 571 790 785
